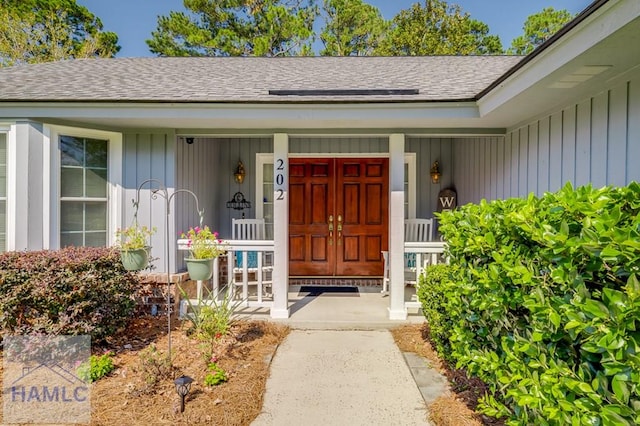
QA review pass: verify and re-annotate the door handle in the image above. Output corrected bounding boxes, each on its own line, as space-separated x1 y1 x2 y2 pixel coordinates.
337 214 342 244
328 215 333 245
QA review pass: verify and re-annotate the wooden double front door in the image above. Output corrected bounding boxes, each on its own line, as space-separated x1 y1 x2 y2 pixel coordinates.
289 158 389 276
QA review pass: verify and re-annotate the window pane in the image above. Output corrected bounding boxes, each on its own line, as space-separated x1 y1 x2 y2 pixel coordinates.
60 136 84 166
85 202 107 231
263 164 273 181
61 201 84 232
60 232 83 247
85 231 106 247
85 139 107 168
61 168 84 197
60 135 109 248
86 168 107 197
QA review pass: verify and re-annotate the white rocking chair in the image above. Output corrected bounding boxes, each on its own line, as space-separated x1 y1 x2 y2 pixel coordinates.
230 218 272 300
381 218 435 294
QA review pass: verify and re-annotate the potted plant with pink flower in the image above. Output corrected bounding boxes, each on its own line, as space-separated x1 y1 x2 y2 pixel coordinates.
181 226 226 280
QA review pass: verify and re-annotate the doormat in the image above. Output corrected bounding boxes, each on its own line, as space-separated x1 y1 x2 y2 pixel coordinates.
298 286 359 297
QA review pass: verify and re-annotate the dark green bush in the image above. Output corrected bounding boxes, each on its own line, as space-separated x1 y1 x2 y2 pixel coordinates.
428 182 640 425
417 263 461 362
0 246 138 341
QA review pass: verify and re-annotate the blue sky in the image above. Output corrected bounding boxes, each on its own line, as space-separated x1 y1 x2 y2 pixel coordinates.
76 0 593 57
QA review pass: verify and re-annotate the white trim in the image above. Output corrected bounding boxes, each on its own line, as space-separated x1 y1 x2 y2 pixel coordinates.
44 125 122 249
388 134 407 320
5 125 16 251
255 153 273 223
405 153 416 219
272 133 289 319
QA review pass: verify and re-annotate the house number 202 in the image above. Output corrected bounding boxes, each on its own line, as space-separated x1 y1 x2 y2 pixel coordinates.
275 158 285 201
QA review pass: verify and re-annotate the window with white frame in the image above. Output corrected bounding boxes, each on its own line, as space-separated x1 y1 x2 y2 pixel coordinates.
0 133 6 251
59 135 108 247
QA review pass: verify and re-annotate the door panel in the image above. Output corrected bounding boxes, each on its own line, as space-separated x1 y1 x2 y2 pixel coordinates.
336 158 388 276
289 159 335 275
289 158 388 277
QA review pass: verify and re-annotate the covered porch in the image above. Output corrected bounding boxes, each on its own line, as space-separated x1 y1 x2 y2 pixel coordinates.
173 132 454 320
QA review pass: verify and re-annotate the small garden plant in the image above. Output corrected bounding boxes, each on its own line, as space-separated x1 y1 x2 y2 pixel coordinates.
136 343 174 393
77 352 115 383
204 362 228 386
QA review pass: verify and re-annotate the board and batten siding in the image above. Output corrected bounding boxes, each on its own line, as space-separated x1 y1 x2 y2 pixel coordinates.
290 136 455 219
122 132 176 272
406 137 454 219
176 137 273 242
454 77 640 205
289 136 388 154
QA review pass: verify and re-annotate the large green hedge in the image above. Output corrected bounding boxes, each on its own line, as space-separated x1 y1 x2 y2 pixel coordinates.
0 246 138 342
419 182 640 425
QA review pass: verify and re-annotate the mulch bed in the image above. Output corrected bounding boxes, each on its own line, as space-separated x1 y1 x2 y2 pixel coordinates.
391 323 504 426
0 315 290 426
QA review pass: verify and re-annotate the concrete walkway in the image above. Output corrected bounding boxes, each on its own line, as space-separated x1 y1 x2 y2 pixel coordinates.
252 329 438 426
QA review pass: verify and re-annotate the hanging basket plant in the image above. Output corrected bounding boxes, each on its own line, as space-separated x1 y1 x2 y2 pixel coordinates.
115 225 156 271
185 257 214 281
181 226 226 281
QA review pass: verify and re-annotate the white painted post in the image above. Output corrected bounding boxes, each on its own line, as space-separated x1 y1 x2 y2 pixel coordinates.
388 133 407 320
271 133 290 318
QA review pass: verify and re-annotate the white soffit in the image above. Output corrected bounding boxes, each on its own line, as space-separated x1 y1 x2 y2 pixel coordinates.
548 65 612 88
478 0 639 118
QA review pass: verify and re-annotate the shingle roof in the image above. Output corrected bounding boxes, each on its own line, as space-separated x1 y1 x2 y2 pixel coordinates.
0 56 523 103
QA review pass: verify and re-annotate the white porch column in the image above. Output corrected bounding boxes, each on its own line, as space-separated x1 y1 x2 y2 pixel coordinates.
12 121 45 251
388 133 407 320
271 133 290 318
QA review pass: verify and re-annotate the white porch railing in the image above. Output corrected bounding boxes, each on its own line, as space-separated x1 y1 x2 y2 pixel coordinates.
177 239 275 316
403 241 447 310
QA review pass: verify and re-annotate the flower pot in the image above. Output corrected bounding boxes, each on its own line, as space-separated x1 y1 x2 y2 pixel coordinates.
120 247 150 271
185 257 214 281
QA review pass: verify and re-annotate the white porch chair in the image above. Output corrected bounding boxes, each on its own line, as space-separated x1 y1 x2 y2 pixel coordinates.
381 218 435 294
230 218 273 298
232 218 266 240
404 218 434 242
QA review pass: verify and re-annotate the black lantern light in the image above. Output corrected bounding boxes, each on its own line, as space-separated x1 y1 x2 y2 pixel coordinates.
174 375 194 413
234 160 246 184
430 160 442 184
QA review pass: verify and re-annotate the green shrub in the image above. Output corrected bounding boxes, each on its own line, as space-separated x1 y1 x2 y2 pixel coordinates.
436 182 640 425
0 247 138 341
417 263 461 362
77 352 115 382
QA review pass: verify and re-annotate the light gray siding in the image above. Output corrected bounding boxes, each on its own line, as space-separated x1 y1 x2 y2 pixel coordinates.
455 76 640 205
122 132 176 272
176 137 273 242
290 137 388 153
406 137 454 218
452 136 505 205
